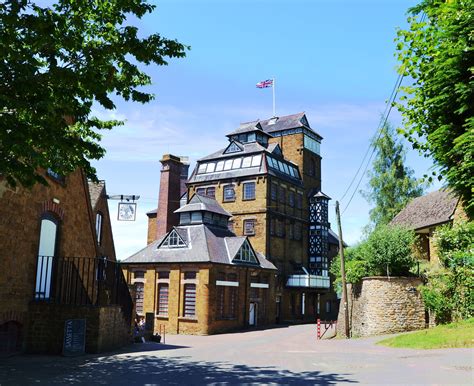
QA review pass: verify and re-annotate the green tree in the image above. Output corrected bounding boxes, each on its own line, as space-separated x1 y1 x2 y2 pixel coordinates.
395 0 474 218
0 0 187 187
362 121 424 227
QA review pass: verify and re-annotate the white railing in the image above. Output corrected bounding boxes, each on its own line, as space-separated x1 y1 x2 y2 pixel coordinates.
286 274 330 289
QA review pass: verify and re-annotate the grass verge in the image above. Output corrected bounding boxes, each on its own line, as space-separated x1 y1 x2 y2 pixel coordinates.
377 318 474 349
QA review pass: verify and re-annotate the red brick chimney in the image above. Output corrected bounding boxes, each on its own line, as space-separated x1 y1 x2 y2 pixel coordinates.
152 154 188 241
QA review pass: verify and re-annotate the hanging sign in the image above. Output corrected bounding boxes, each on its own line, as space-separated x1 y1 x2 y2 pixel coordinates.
118 202 137 221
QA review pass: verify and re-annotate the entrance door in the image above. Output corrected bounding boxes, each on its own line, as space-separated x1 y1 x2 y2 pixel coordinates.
35 216 58 299
249 302 257 326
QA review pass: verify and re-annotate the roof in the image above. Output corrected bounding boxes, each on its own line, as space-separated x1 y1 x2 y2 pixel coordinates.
175 193 232 217
199 141 268 161
240 112 322 139
390 190 459 230
122 224 277 270
88 180 105 210
226 122 272 137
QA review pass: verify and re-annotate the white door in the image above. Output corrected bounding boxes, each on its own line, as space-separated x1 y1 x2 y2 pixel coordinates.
35 217 58 299
249 302 257 326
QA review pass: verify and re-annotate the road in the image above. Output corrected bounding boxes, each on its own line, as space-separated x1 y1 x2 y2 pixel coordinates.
0 324 472 385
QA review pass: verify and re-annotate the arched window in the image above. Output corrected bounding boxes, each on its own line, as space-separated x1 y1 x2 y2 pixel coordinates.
35 213 59 300
95 212 103 245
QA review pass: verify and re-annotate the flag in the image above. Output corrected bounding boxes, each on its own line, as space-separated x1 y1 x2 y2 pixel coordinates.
256 79 273 88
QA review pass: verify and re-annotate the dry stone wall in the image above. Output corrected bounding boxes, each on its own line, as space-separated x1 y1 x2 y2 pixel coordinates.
337 277 425 337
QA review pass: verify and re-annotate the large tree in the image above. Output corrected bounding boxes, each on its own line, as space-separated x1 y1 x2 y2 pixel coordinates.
395 0 474 218
362 122 424 227
0 0 187 187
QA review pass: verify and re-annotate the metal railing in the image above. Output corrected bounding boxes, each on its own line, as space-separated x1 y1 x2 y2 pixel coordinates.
34 255 133 325
286 274 330 289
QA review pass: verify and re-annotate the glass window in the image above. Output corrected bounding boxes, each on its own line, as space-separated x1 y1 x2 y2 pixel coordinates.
232 158 242 169
158 271 170 279
243 219 256 235
206 163 216 173
184 284 196 317
251 155 262 167
304 135 320 155
135 282 144 314
198 163 207 174
206 187 215 198
95 212 103 245
157 284 169 316
289 191 295 207
277 160 285 172
289 222 294 239
276 220 285 237
184 271 197 280
242 157 252 168
283 163 290 175
196 188 206 196
296 193 303 209
215 161 225 171
180 212 191 224
191 212 202 223
267 156 275 169
295 223 302 240
279 186 286 204
35 216 58 300
243 182 256 200
247 133 256 142
224 159 233 170
271 183 277 201
223 185 235 202
228 220 234 233
270 218 275 235
134 271 145 279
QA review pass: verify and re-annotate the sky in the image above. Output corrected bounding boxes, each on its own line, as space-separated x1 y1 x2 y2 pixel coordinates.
92 0 441 260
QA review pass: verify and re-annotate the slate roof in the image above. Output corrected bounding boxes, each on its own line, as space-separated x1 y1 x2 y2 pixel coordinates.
122 224 277 270
199 141 268 161
175 193 232 217
239 112 322 139
227 122 272 137
88 180 105 210
390 190 459 230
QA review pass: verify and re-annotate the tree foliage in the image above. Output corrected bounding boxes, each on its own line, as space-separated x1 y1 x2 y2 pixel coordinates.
0 0 187 187
330 225 417 286
395 0 474 218
362 121 424 227
420 221 474 323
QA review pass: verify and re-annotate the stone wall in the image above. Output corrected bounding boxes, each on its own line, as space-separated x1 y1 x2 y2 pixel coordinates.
26 303 131 354
337 277 425 337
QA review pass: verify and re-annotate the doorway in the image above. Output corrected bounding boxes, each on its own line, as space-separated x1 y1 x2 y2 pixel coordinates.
249 302 257 326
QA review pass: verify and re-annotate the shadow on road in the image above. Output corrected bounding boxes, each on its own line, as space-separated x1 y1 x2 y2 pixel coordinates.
0 345 357 385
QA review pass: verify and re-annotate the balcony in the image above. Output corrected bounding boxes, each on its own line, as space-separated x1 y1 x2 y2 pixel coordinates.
286 274 330 289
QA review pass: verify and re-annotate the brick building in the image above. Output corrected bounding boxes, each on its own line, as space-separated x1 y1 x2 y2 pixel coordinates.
0 170 133 355
121 193 277 335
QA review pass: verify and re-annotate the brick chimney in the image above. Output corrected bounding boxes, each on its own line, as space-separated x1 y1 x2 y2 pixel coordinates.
147 154 189 243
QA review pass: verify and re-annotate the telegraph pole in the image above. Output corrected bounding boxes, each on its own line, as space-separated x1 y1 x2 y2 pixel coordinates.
335 201 350 338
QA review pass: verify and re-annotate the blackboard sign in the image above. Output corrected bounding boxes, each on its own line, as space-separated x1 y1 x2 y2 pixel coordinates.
145 312 155 333
63 319 86 356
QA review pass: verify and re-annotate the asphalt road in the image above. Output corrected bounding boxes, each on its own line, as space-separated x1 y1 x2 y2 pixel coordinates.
0 324 472 385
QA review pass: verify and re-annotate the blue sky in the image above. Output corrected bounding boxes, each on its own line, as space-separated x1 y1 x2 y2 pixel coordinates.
92 0 440 260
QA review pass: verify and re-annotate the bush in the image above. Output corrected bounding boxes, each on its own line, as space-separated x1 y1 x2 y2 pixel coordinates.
330 225 417 286
420 222 474 323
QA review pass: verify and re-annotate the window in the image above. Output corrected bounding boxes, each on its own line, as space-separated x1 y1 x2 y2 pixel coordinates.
46 168 65 184
289 222 294 239
216 273 238 320
224 159 233 170
183 284 196 317
242 157 252 168
197 164 207 174
296 193 303 209
243 219 256 236
289 191 295 207
206 187 216 198
215 161 225 171
95 212 103 245
35 214 59 300
276 220 285 237
225 142 242 153
251 155 262 167
270 218 275 235
223 185 235 202
234 241 257 263
196 188 206 196
325 300 331 314
228 220 234 232
134 271 145 279
158 271 170 279
271 183 277 201
279 186 286 204
243 182 256 200
135 282 144 314
184 271 196 280
294 223 302 240
161 230 186 248
157 284 169 316
232 158 242 169
191 212 202 223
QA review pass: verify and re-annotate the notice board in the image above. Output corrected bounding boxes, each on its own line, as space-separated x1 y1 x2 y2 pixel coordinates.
63 319 86 356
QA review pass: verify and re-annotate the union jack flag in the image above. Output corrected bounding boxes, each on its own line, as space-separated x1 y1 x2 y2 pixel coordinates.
256 79 273 88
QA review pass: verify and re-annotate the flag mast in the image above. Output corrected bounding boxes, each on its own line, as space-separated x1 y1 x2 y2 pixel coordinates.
272 77 276 117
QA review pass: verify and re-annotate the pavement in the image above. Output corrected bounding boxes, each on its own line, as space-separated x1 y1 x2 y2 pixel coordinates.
0 324 472 385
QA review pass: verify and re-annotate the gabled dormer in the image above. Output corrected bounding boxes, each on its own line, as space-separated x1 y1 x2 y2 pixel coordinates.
159 228 187 248
231 239 258 265
223 141 244 154
175 193 232 229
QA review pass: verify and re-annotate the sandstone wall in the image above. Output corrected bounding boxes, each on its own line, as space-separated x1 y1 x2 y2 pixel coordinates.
337 277 425 337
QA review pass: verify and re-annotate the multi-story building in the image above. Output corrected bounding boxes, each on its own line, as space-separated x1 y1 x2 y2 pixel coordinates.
187 112 339 323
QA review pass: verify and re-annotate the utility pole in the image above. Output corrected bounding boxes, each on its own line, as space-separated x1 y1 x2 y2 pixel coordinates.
335 201 350 338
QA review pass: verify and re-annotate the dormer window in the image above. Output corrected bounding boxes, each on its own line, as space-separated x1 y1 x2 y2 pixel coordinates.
161 229 186 248
233 240 258 264
224 141 243 154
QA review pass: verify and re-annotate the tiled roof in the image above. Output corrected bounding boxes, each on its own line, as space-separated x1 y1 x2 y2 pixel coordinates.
390 189 459 230
122 224 277 270
199 141 268 161
88 180 105 210
175 194 232 217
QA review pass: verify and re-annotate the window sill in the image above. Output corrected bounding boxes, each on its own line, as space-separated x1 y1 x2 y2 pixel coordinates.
223 199 236 203
178 316 198 322
156 315 169 320
242 198 256 201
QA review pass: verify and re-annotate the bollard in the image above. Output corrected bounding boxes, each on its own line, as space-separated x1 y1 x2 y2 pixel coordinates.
317 318 321 340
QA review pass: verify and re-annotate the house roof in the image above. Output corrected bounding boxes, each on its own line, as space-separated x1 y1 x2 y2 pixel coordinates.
122 223 277 270
88 180 105 210
175 193 232 217
390 189 459 230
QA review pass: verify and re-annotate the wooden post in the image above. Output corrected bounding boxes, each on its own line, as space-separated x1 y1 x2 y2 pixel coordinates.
335 201 350 338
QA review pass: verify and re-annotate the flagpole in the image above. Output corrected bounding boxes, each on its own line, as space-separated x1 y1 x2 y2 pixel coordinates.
272 77 276 117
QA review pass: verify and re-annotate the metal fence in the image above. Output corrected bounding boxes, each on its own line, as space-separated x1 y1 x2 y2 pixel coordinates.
34 255 133 324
